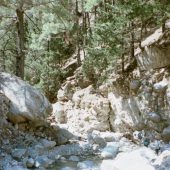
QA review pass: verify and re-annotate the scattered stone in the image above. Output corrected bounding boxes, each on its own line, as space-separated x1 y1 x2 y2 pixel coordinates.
147 112 161 123
26 158 34 168
34 144 45 155
93 135 106 148
153 150 170 169
130 80 141 92
88 132 106 148
35 156 54 168
55 155 62 160
55 127 74 145
149 140 162 155
40 139 56 149
101 142 119 159
100 132 116 142
60 157 66 161
49 143 93 159
162 126 170 141
69 155 80 162
77 160 95 169
153 81 168 93
12 149 27 160
160 144 170 152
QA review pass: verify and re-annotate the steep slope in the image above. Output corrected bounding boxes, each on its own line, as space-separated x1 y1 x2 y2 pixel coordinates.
53 22 170 142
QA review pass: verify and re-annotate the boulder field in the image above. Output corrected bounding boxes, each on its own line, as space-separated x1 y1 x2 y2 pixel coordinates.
2 25 170 170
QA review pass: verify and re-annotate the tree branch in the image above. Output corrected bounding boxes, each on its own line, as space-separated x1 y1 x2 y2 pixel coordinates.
24 12 41 33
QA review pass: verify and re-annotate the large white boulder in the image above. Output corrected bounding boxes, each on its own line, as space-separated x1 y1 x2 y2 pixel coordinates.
108 92 143 132
0 72 52 125
100 147 157 170
67 86 111 134
52 102 65 123
153 150 170 169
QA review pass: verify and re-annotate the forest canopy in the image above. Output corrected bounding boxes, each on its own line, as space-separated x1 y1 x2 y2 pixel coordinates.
0 0 169 102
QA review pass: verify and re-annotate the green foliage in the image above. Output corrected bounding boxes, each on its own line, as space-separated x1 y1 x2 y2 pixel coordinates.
82 0 170 85
84 0 102 12
1 0 170 101
25 50 68 102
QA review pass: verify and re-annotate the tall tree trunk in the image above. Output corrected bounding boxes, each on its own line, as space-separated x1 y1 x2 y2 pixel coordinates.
16 5 25 79
0 52 6 71
139 19 144 50
121 52 124 73
121 33 125 73
0 40 9 71
162 17 166 33
86 12 92 35
130 21 135 59
76 0 81 66
94 6 97 21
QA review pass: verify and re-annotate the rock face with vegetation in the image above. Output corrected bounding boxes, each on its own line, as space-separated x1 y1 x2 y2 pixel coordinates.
135 27 170 70
52 25 170 143
1 0 170 170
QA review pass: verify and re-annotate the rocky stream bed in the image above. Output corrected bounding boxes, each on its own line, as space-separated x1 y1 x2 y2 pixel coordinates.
2 25 170 170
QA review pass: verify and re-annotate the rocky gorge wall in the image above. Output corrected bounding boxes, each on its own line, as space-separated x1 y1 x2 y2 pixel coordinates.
1 23 170 170
53 25 170 142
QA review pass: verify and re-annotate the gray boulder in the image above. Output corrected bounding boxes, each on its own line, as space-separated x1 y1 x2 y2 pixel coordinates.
153 150 170 170
0 72 52 125
40 139 56 149
160 144 170 152
69 155 80 162
93 135 106 148
35 156 54 168
77 160 95 169
162 126 170 141
147 112 161 123
55 128 74 145
101 142 119 159
88 133 106 148
52 102 65 123
130 80 141 92
12 148 27 160
153 81 168 93
26 158 35 168
100 132 116 142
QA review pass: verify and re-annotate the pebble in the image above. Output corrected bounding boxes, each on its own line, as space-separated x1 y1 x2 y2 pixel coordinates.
26 158 34 168
69 155 80 162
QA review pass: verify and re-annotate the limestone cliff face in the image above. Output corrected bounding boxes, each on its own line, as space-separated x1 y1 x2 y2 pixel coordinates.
135 23 170 70
53 24 170 141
